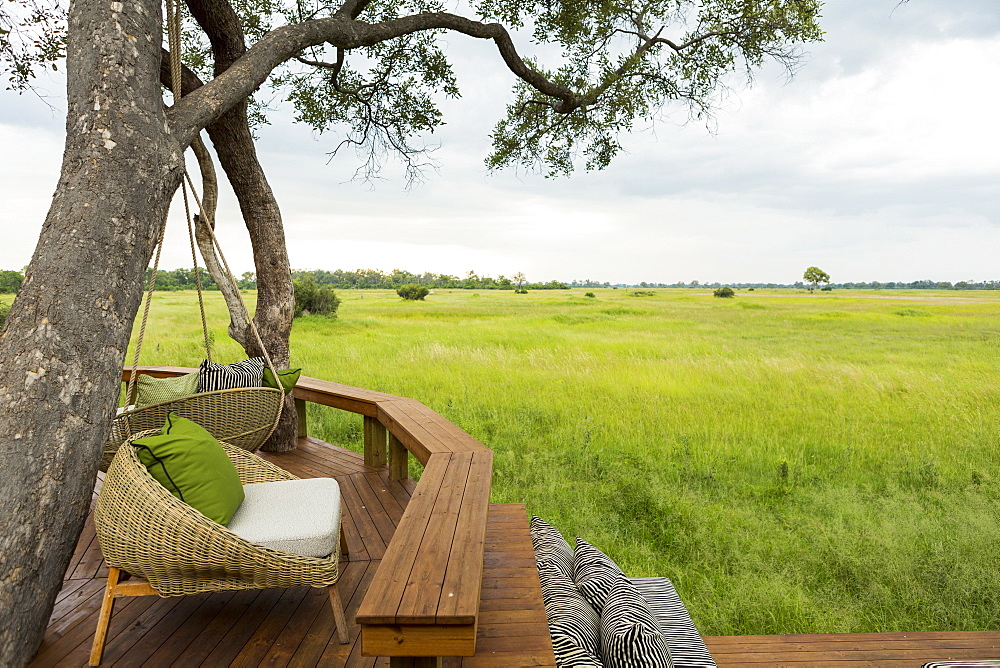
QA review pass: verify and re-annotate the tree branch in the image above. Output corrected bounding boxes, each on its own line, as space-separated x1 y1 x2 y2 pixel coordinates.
167 11 586 143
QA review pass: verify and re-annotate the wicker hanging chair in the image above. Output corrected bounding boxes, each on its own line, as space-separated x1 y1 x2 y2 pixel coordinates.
102 386 283 470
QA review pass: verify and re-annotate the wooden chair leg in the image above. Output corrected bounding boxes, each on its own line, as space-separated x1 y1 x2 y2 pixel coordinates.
327 584 350 644
340 523 349 557
89 567 121 666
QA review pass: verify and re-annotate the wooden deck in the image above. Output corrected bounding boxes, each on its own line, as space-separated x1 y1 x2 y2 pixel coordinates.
705 631 1000 666
30 436 554 667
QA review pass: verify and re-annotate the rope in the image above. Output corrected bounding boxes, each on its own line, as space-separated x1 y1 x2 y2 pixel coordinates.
167 0 182 100
123 0 279 394
182 182 212 362
183 170 279 378
126 224 166 409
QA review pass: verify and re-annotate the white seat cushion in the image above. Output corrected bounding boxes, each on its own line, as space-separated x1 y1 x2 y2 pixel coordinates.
226 478 341 558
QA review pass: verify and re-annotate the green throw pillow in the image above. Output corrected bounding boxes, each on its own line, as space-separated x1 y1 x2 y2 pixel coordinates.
135 371 199 406
262 367 302 395
133 413 245 525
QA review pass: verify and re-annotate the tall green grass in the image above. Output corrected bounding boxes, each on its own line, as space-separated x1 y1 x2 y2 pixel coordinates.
127 287 1000 635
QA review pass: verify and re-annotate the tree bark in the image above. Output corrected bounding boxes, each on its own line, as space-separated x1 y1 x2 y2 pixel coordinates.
0 0 182 660
187 0 297 451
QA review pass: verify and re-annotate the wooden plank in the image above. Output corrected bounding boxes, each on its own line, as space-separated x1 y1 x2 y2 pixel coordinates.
356 455 453 625
705 635 1000 652
140 590 239 667
340 474 388 560
354 470 407 526
396 451 474 623
378 399 447 464
361 623 477 658
46 578 104 626
295 397 308 437
31 595 156 667
314 560 381 668
437 450 493 621
401 400 489 453
389 431 409 481
229 585 312 666
350 472 401 548
167 588 268 665
98 592 207 665
377 469 416 510
704 630 1000 644
198 587 287 665
365 415 388 467
65 512 97 578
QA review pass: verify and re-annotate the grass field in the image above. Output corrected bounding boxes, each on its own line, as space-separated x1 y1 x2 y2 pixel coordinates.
120 287 1000 637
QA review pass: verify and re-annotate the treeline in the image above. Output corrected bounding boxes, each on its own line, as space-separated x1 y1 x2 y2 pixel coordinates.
140 268 256 291
289 269 569 291
5 268 999 295
633 280 1000 290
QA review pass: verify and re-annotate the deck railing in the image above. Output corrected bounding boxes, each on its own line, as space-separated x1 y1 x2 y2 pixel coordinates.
122 367 493 666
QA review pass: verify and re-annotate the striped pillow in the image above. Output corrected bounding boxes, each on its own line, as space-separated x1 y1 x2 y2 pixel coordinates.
600 574 674 668
531 516 575 579
537 560 604 667
574 538 624 614
198 357 265 392
630 577 716 667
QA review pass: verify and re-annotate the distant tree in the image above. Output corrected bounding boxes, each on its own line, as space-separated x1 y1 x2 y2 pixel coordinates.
239 271 257 289
293 275 341 317
713 286 735 298
397 284 430 301
0 270 24 293
513 272 528 294
803 267 830 292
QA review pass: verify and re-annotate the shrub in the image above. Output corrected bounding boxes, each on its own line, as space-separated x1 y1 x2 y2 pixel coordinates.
714 286 735 298
0 302 9 330
397 284 430 300
585 292 596 298
821 286 833 291
293 276 340 317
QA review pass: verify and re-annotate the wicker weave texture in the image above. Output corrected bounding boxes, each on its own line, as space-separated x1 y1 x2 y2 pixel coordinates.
103 386 283 470
94 433 340 597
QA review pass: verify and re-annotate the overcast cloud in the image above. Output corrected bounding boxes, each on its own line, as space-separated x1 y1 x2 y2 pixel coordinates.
1 0 998 284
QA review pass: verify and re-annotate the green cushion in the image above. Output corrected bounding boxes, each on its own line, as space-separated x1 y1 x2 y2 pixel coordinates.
263 367 301 395
133 413 245 525
135 372 199 406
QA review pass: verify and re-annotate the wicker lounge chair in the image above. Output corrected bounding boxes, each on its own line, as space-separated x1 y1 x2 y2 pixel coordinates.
89 432 348 666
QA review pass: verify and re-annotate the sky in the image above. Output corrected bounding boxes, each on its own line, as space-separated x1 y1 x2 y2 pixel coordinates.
1 0 999 285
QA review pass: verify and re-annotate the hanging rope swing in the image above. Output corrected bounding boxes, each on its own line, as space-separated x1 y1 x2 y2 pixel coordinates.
102 0 285 470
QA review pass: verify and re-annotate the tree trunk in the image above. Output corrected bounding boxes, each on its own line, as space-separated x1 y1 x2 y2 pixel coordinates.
0 0 181 660
188 0 297 452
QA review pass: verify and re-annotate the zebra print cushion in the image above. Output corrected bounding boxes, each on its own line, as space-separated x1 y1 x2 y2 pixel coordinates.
198 357 265 392
537 560 604 667
630 577 716 667
574 538 624 614
600 574 674 668
530 516 575 579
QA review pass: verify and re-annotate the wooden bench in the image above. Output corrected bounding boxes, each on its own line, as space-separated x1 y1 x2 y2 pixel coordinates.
355 398 493 662
123 368 497 665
